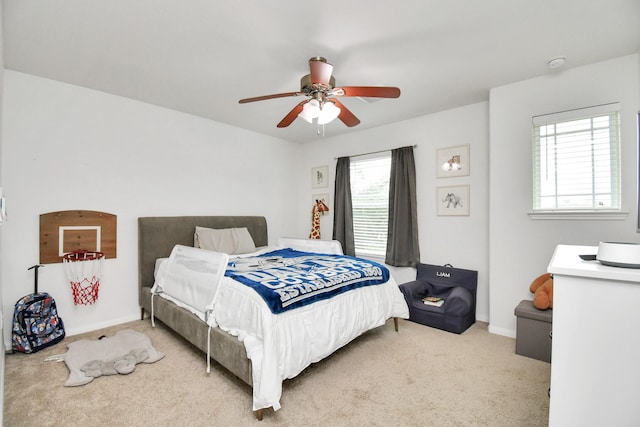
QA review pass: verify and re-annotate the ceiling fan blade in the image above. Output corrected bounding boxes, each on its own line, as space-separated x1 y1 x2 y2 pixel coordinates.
239 92 302 104
309 57 333 86
330 99 361 127
277 100 308 128
333 86 401 98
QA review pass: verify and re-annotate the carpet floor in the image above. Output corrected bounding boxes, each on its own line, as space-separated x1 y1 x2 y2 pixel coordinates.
4 318 550 426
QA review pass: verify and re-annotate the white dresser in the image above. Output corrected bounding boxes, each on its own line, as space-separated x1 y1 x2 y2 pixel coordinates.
548 244 640 426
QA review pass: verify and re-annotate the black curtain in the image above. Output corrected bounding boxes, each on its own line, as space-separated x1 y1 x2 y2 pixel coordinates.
332 157 355 256
386 146 420 267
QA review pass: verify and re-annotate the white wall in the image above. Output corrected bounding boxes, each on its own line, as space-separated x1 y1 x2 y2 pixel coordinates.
0 3 5 425
298 102 491 323
1 53 638 349
0 71 303 345
489 54 640 337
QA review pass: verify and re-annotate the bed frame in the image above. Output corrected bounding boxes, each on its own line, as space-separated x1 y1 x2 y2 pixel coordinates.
138 216 268 419
138 215 400 420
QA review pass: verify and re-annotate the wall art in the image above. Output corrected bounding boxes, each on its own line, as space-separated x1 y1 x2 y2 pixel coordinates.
436 145 470 178
311 165 329 188
437 185 470 216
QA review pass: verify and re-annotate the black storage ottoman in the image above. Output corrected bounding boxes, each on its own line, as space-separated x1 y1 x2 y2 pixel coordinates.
514 300 552 362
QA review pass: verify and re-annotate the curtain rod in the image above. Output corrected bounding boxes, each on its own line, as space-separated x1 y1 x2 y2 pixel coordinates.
531 102 620 120
334 144 417 160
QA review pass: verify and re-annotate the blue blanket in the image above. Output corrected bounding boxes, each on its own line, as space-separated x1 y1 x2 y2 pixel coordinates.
225 249 390 314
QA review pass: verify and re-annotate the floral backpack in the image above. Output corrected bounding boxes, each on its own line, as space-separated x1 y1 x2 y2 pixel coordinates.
12 265 65 353
12 292 65 353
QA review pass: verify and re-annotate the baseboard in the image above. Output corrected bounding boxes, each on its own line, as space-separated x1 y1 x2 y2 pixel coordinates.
488 323 516 338
64 314 142 337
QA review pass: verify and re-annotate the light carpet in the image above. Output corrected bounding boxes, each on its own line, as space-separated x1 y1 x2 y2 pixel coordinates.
4 318 550 426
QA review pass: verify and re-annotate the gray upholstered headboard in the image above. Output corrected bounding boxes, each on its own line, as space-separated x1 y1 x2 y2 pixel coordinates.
137 216 268 293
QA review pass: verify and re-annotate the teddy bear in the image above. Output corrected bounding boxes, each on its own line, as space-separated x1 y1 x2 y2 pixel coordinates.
529 272 553 310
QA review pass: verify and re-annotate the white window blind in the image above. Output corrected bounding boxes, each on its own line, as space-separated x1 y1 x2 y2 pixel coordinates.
350 153 391 257
532 103 621 211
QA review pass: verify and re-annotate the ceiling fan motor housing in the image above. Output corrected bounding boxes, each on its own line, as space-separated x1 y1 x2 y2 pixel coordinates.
300 74 336 93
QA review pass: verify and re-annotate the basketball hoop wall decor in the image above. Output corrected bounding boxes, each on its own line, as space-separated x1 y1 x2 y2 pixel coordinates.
63 250 104 305
40 210 116 264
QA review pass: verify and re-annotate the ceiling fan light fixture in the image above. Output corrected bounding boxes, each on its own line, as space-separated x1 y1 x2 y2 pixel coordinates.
317 102 341 125
298 99 320 123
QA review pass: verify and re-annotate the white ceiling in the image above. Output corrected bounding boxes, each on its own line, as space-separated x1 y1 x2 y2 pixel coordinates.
3 1 640 143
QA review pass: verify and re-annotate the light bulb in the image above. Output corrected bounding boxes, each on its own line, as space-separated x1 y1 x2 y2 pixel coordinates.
317 102 341 125
298 99 320 123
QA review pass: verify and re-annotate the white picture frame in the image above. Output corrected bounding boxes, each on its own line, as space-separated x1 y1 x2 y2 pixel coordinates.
436 145 470 178
311 165 329 188
437 185 470 216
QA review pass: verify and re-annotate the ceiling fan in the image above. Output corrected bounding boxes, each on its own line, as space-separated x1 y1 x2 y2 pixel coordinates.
238 57 401 128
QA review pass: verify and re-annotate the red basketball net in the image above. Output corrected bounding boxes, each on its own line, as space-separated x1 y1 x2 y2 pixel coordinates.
62 251 104 305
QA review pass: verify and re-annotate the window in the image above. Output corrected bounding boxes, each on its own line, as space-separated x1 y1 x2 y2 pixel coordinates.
532 104 620 212
350 153 391 257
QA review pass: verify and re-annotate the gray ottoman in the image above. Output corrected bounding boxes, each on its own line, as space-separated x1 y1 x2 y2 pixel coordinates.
514 300 552 363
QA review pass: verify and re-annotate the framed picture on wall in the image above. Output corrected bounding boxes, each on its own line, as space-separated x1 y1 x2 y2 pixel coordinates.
437 185 470 216
311 165 329 188
436 145 470 178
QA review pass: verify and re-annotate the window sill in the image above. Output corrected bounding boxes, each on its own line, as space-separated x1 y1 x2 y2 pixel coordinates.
355 253 386 263
528 210 628 220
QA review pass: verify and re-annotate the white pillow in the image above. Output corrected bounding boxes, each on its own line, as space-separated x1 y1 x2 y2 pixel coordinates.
194 226 256 254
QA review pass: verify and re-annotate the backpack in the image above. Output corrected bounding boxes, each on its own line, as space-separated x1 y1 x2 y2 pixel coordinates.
12 292 65 353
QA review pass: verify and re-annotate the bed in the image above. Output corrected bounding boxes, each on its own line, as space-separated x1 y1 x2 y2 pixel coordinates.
138 215 409 420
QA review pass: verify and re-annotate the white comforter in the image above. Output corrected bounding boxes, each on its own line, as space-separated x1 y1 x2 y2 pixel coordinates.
154 247 409 411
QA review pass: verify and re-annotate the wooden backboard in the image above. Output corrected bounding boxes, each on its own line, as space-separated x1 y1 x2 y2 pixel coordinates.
40 210 117 264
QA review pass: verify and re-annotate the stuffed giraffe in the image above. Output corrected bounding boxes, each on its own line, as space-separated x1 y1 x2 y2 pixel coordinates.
309 199 329 239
